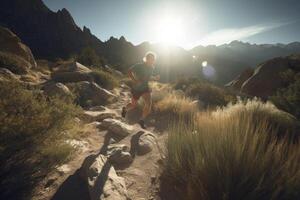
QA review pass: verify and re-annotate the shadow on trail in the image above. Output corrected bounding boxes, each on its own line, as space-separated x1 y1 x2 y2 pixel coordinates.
51 153 113 200
51 169 89 200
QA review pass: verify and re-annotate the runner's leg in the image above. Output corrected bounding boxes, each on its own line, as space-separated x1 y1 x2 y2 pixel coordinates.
141 92 152 120
126 96 138 110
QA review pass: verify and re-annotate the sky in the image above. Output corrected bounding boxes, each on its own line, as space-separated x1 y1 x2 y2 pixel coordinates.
43 0 300 49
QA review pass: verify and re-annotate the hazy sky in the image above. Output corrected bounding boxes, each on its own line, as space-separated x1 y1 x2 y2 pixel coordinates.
43 0 300 48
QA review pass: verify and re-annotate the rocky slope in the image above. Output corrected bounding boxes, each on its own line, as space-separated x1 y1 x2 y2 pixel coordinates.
0 0 104 59
227 54 300 98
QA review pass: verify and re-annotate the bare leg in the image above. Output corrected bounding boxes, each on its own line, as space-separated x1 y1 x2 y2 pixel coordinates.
126 97 138 111
122 97 138 118
141 92 152 120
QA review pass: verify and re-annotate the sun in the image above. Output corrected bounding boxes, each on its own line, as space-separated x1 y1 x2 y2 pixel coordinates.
155 16 185 46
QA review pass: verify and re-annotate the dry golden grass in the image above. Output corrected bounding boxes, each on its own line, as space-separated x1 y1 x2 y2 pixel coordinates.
0 80 82 198
162 99 300 200
154 91 198 122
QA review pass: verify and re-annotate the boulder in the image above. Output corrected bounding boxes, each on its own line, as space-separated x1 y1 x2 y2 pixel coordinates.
104 65 123 77
68 81 117 107
241 56 300 98
101 119 134 137
138 131 156 155
89 106 107 111
54 61 92 73
82 109 118 123
80 154 128 200
106 144 133 166
51 62 93 83
42 82 73 99
225 68 254 91
0 68 19 81
0 26 36 74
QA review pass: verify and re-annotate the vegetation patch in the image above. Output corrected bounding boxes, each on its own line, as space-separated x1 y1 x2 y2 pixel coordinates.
0 51 31 74
90 69 119 90
0 80 81 199
174 77 236 108
270 69 300 119
161 99 300 200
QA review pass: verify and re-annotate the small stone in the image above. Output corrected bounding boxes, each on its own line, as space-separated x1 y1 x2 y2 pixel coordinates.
107 144 133 166
138 131 156 155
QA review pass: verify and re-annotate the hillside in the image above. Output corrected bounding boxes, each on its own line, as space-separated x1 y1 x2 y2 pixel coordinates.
0 0 105 59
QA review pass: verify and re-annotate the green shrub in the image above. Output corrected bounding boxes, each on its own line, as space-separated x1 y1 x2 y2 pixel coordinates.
174 78 236 108
0 80 81 199
90 69 118 90
0 51 30 74
162 99 300 200
270 72 300 119
77 47 106 67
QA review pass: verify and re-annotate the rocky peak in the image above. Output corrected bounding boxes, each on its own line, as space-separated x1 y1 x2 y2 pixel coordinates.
83 26 91 34
119 36 127 42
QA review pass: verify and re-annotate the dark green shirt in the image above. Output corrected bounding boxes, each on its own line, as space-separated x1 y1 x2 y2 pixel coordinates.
130 63 154 92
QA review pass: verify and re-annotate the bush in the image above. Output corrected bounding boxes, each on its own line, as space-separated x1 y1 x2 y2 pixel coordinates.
174 78 236 108
0 80 81 199
154 92 198 123
161 99 300 200
90 69 118 90
0 51 30 74
77 47 106 67
270 72 300 119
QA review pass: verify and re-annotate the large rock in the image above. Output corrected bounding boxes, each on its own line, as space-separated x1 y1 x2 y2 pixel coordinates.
0 68 19 81
51 62 93 83
54 61 92 73
225 68 254 91
68 81 117 107
42 82 73 99
138 131 156 155
241 56 300 98
80 154 128 200
101 119 134 137
104 65 123 77
0 26 36 74
82 109 118 123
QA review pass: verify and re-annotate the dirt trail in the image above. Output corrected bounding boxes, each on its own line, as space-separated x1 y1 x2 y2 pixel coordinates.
32 85 167 200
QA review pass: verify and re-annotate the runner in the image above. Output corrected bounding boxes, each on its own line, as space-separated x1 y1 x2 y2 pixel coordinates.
122 52 160 129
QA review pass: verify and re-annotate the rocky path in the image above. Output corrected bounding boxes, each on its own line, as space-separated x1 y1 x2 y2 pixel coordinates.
33 84 167 200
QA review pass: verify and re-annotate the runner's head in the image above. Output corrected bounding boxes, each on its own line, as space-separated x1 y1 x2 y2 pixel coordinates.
143 52 156 66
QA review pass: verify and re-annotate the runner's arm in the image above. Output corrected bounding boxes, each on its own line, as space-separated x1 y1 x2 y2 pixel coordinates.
128 69 140 83
150 74 160 81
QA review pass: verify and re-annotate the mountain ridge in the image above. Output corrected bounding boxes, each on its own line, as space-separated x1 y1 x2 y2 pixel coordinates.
1 0 300 84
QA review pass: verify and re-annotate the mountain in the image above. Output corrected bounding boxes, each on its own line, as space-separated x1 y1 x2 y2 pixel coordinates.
191 40 300 67
1 0 300 84
0 0 104 59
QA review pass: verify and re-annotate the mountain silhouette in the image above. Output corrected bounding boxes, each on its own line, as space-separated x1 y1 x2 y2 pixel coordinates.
1 0 300 84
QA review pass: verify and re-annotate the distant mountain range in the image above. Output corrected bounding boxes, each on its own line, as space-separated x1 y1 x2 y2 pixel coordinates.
1 0 300 84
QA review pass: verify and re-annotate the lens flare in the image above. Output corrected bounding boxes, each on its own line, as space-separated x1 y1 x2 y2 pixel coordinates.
202 61 208 67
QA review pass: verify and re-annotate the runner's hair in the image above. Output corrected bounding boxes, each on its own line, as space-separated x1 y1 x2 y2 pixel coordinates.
143 51 156 62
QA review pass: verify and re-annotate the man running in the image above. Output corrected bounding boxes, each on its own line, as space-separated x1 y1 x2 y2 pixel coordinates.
122 52 160 129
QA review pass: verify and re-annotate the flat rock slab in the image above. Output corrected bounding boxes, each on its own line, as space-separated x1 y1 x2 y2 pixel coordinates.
82 110 118 123
101 119 134 137
80 154 128 200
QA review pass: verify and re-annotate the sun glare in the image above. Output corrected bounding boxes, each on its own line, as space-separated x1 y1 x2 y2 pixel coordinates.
155 16 185 46
202 61 208 67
